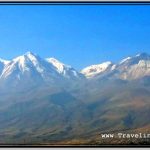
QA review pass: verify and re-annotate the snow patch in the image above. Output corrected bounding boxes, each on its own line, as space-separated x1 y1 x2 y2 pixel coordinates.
81 61 112 78
0 58 10 65
120 57 131 64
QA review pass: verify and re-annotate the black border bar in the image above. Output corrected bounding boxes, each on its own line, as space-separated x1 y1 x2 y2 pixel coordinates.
0 1 150 5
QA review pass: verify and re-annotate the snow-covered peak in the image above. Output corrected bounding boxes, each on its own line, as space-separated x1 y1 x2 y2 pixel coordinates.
46 58 71 74
0 58 10 65
13 55 26 62
13 51 37 61
119 53 150 67
134 52 150 61
11 52 47 73
46 57 84 79
81 61 113 78
25 51 34 55
11 54 32 73
115 53 150 80
0 52 63 84
24 51 38 60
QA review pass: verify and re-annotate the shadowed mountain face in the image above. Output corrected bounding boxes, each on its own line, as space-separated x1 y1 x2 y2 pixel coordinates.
0 52 150 145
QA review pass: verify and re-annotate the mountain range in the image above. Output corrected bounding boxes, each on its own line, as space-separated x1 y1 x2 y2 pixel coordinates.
0 52 150 145
1 52 150 84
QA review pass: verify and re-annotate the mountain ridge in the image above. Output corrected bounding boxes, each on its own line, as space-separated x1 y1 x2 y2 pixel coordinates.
81 52 150 80
1 52 150 80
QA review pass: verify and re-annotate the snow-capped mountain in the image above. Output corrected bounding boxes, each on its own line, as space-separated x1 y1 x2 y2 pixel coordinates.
0 52 85 90
0 52 61 80
81 53 150 80
115 53 150 80
0 52 66 90
1 51 150 91
46 57 84 80
81 61 114 78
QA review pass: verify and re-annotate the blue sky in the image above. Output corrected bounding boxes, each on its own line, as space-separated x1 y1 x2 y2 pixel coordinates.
0 4 150 70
